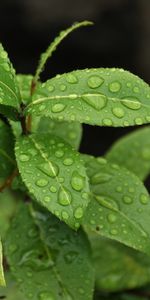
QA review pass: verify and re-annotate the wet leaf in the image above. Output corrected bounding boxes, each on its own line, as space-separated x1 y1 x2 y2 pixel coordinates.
15 134 89 229
5 203 94 300
0 241 5 286
83 156 150 255
26 68 150 127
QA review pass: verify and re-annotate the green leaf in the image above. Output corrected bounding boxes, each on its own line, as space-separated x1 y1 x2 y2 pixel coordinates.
0 189 19 239
106 126 150 181
36 117 82 149
0 44 20 119
16 74 33 105
83 156 150 255
89 234 150 292
34 21 93 84
5 203 94 300
0 120 16 184
0 240 5 286
26 68 150 127
15 134 90 229
0 272 25 300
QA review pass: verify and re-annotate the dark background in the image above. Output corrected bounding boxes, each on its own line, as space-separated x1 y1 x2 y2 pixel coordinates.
0 0 150 156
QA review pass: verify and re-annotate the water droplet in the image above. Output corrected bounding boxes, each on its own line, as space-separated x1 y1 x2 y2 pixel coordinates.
107 214 117 223
110 229 118 235
97 157 107 164
82 93 107 110
128 187 135 193
78 288 85 295
66 73 78 83
123 196 133 204
44 196 51 203
71 172 85 191
121 97 141 110
36 178 48 187
102 118 113 126
58 187 72 206
55 150 64 158
28 228 38 238
38 162 59 178
62 211 69 220
39 104 46 112
109 81 121 92
50 186 57 193
134 117 143 125
63 158 73 166
140 194 149 205
82 192 89 200
87 75 104 88
47 85 54 92
38 292 55 300
90 172 112 184
51 103 66 113
60 84 66 91
19 154 30 162
133 86 140 93
64 251 78 263
74 207 83 219
112 107 125 118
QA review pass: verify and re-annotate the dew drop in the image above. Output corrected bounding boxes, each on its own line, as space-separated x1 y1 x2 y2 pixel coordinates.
102 118 113 126
107 214 117 223
28 228 38 238
50 186 57 193
58 187 72 206
51 103 66 113
121 97 141 110
140 194 149 205
47 85 54 92
110 229 118 235
44 196 51 203
74 207 83 219
82 93 107 110
134 117 143 125
133 86 140 93
71 171 85 191
38 292 55 300
63 158 73 166
112 107 125 118
87 75 104 89
109 81 121 92
90 172 112 185
36 178 48 187
38 162 59 178
39 104 46 112
123 196 133 204
19 154 30 162
66 73 78 83
60 84 67 91
64 251 78 264
62 211 69 220
55 150 64 158
78 288 85 295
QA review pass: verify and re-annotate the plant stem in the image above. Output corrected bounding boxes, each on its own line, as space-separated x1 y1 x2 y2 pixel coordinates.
0 169 18 192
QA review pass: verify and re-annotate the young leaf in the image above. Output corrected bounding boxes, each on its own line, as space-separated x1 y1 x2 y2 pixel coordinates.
83 156 150 255
26 68 150 127
0 44 20 119
89 234 150 292
36 117 82 149
0 240 5 286
16 74 33 105
15 134 90 229
0 120 16 184
106 126 150 181
34 21 93 84
5 203 94 300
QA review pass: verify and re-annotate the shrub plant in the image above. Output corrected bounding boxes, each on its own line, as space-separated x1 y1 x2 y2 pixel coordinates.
0 21 150 300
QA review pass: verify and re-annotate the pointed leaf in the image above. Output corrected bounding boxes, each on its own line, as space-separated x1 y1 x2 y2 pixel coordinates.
83 156 150 255
0 240 5 286
106 126 150 180
26 68 150 127
5 203 94 300
15 134 90 229
36 117 82 149
89 234 150 292
0 44 20 119
16 74 33 105
34 21 93 83
0 120 16 184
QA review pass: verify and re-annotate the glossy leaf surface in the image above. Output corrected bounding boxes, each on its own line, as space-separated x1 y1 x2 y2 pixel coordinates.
83 156 150 255
26 68 150 127
106 127 150 180
5 203 94 300
0 44 20 118
15 134 89 229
